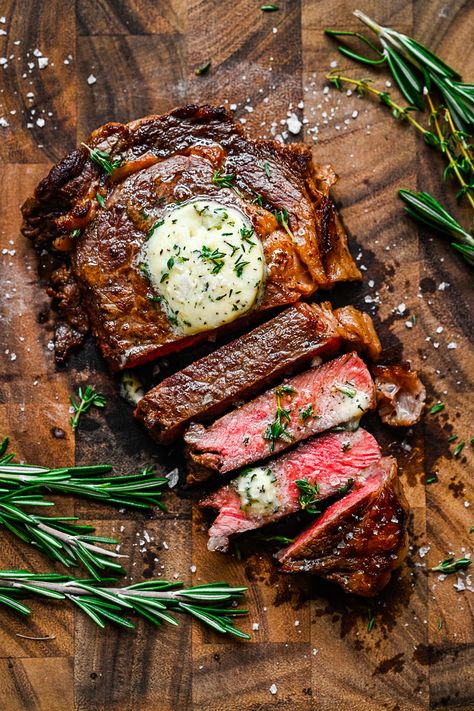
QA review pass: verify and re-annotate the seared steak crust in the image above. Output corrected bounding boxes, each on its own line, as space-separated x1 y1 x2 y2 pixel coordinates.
22 105 361 370
134 301 381 444
276 457 409 596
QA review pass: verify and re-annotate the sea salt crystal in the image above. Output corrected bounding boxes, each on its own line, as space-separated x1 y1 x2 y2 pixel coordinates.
438 281 450 290
36 117 45 127
352 110 358 118
252 622 259 631
397 303 406 314
330 60 337 68
436 326 444 333
33 48 42 57
162 541 169 550
454 577 466 591
38 57 49 69
294 620 300 627
0 117 9 127
418 545 430 558
190 564 197 573
447 342 457 350
405 321 413 329
269 684 278 695
87 74 96 85
229 103 237 111
286 112 302 135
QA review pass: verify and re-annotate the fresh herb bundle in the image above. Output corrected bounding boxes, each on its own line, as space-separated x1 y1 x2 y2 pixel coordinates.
0 571 250 639
325 10 474 267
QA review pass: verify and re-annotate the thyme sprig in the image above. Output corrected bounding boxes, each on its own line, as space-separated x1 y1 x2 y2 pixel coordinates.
325 10 474 267
431 557 471 575
0 571 250 639
69 385 106 431
295 479 321 514
81 143 122 176
263 385 296 452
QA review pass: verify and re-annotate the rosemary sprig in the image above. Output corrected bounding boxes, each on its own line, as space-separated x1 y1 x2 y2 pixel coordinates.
69 385 106 431
81 143 122 176
325 10 474 267
431 557 472 575
398 191 474 267
295 479 321 514
263 385 296 452
0 439 169 510
0 489 124 579
0 572 250 639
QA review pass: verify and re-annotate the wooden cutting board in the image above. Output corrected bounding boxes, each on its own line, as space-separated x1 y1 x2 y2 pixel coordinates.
0 1 473 709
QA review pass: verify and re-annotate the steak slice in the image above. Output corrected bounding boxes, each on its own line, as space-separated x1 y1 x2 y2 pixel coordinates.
276 457 409 596
184 352 376 482
134 301 381 444
21 104 361 370
201 428 381 552
372 364 426 426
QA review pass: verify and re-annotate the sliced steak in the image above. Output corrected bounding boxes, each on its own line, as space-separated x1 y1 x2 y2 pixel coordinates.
276 457 409 596
372 364 425 426
201 428 381 551
134 302 381 444
184 352 376 483
21 105 361 370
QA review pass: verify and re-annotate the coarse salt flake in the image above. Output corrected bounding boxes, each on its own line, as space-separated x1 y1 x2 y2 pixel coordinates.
38 57 49 69
269 684 278 695
87 74 96 85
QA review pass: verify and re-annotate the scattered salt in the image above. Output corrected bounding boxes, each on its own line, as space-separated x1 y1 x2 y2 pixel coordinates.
38 57 49 69
87 74 96 85
269 684 278 695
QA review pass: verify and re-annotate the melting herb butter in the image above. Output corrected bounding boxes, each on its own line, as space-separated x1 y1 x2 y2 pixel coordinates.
144 199 265 334
235 466 280 516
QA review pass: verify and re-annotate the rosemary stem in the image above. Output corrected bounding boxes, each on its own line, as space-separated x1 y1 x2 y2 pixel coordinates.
426 93 474 210
2 579 228 602
353 9 382 35
35 521 126 560
444 107 474 169
326 73 429 134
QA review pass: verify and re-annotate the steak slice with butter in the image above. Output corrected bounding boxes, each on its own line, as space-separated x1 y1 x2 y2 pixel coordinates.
201 428 381 552
276 457 409 597
184 352 376 483
134 302 381 444
21 105 361 370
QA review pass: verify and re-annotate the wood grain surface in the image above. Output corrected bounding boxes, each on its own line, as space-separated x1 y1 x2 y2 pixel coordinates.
0 1 473 710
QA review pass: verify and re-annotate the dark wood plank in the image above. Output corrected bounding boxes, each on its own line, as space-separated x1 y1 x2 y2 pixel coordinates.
0 1 76 162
